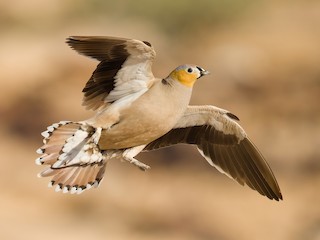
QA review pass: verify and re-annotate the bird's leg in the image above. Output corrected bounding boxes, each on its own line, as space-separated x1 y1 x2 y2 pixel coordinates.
124 157 150 171
122 145 150 171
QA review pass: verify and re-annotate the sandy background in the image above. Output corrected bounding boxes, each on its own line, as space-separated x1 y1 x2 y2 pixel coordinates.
1 1 320 239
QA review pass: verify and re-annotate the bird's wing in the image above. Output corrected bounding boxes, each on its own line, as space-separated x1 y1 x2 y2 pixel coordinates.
145 105 282 200
67 36 156 111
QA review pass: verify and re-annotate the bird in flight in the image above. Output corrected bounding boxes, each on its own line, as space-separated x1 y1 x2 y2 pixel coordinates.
35 36 282 200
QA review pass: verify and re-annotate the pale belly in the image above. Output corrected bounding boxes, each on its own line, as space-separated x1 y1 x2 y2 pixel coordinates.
98 116 173 150
98 99 186 149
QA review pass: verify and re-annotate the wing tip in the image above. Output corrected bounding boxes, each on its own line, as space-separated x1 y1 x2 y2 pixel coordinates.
66 36 83 48
242 137 283 201
270 185 283 201
266 191 283 201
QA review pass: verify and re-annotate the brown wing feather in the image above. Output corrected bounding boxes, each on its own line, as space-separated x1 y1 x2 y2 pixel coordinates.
66 36 129 61
145 124 282 201
82 59 126 110
67 36 130 110
66 36 155 111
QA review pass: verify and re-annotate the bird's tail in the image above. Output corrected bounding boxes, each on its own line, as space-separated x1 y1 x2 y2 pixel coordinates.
35 121 107 194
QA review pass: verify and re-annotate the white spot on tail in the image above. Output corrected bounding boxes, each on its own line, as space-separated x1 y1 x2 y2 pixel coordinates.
70 187 77 194
55 185 62 192
41 131 50 138
36 148 44 154
62 186 69 193
35 157 42 165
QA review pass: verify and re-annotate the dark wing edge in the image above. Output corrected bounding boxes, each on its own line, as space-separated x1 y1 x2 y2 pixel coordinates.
66 36 130 110
66 36 129 61
145 108 282 201
66 36 155 111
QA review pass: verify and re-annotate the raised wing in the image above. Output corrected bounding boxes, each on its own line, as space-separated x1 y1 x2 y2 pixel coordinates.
145 105 282 200
67 36 156 110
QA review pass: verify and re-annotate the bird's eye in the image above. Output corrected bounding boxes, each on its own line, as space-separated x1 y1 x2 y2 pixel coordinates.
187 68 193 73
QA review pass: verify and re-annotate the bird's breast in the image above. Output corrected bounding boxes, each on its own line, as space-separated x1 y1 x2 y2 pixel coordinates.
98 82 192 150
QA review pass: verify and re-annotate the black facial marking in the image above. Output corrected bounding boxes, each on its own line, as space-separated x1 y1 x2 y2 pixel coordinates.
196 66 204 72
143 41 152 47
226 112 240 121
161 79 170 85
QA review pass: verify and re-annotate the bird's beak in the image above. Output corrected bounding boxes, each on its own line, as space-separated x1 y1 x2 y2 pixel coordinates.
199 69 210 78
201 70 209 76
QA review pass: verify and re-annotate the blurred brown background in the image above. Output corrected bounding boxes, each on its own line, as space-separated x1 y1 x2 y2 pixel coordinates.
1 0 320 239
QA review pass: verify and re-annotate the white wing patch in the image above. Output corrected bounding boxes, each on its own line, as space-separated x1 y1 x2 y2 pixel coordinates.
104 38 155 105
106 63 151 103
175 105 247 142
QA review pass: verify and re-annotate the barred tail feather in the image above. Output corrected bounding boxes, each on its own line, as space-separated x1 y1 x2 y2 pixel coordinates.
39 163 107 194
36 121 107 194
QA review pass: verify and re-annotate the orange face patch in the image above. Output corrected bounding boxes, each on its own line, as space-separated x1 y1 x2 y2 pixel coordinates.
170 69 198 87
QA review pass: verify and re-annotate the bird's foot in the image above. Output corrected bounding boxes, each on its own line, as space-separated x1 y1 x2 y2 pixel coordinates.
123 157 151 171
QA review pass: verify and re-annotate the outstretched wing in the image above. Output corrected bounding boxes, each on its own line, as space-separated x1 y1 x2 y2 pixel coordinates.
67 36 156 110
145 105 282 201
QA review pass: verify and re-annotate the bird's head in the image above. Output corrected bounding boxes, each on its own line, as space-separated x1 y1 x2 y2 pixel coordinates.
169 64 209 87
